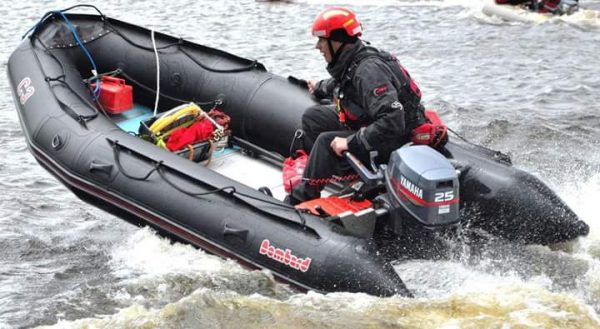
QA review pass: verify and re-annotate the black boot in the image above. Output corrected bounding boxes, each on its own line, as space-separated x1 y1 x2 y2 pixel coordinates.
283 194 303 206
286 181 321 205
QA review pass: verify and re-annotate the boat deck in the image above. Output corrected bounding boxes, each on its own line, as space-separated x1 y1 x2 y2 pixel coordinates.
208 148 287 200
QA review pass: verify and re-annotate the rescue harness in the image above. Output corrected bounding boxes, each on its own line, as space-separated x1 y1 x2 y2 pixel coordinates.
335 45 448 148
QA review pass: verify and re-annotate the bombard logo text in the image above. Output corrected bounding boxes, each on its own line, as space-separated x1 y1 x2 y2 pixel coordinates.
259 239 312 273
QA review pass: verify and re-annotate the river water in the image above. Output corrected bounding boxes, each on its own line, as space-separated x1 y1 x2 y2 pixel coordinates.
1 0 600 328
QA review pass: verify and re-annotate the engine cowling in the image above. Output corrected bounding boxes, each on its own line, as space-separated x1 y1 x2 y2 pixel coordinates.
384 145 459 234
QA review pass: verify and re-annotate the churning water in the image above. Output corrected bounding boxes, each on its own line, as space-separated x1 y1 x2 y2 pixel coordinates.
1 0 600 328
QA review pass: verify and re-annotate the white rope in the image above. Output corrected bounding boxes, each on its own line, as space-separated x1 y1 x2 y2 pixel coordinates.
151 29 160 116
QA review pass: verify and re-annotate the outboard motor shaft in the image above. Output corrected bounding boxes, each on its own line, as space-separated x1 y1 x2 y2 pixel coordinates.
384 145 460 235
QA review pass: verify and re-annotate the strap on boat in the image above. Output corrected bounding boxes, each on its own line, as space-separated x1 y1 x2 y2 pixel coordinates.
28 34 100 129
179 45 263 73
118 70 217 107
446 128 512 165
22 5 106 40
53 85 98 128
199 141 216 167
184 141 215 166
107 138 319 235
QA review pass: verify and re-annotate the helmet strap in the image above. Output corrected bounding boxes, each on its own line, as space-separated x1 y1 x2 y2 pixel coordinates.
327 39 345 67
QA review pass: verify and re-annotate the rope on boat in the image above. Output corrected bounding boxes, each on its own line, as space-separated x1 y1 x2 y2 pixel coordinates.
151 29 160 116
109 139 310 227
178 47 260 74
21 4 106 40
29 35 100 128
89 13 261 73
108 140 306 210
117 70 216 107
54 11 101 99
23 6 104 99
447 127 512 164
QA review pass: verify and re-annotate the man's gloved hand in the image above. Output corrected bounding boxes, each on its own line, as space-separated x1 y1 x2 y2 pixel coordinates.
330 137 348 157
307 80 318 94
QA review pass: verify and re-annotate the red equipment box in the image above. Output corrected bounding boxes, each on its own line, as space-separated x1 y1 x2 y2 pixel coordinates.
92 76 133 114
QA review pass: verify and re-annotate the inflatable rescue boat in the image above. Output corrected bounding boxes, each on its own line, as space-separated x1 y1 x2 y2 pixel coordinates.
7 6 589 297
482 0 580 23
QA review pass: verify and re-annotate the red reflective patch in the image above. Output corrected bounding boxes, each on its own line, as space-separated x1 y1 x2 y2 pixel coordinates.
373 84 388 97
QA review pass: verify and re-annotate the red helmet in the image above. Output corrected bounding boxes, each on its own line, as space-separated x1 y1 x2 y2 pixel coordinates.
311 7 362 39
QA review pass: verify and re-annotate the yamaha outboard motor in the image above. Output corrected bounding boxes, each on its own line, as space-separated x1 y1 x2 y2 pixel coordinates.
384 145 460 235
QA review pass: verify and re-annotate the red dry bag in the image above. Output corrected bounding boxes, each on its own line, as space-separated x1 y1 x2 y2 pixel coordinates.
166 119 214 151
283 150 308 193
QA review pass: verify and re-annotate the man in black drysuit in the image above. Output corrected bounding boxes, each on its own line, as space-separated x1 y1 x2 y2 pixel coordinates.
287 7 427 205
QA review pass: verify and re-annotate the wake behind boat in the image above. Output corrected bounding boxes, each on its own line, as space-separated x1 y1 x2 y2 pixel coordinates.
7 6 589 297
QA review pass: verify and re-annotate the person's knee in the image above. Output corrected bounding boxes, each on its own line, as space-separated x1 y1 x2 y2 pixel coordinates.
301 105 323 129
314 131 337 146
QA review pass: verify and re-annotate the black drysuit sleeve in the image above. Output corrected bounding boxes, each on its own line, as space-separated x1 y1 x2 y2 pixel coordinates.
346 58 407 156
312 78 337 100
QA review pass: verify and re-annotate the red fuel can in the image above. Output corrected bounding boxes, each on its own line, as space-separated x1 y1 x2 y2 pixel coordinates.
92 76 133 114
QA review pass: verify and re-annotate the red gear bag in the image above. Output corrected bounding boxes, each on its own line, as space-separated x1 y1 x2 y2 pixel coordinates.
283 150 308 193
